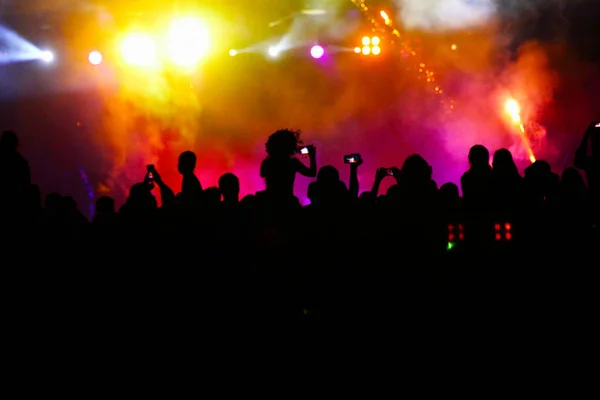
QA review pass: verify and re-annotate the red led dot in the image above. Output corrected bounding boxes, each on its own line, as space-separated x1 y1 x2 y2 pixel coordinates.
506 233 512 240
458 224 464 231
505 223 511 231
448 233 455 241
448 224 454 232
459 233 464 240
494 224 501 231
495 233 502 241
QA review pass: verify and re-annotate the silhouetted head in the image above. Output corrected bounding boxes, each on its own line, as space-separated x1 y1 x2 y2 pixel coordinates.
317 165 340 185
178 151 197 175
439 182 459 200
468 145 490 169
0 131 19 151
525 160 551 178
203 186 222 206
96 196 115 214
218 173 240 201
127 182 157 210
62 196 78 213
561 167 586 196
492 148 518 176
265 129 301 158
358 191 376 207
401 154 432 183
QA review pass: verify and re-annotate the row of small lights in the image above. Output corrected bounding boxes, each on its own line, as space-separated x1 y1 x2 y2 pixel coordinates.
350 0 455 112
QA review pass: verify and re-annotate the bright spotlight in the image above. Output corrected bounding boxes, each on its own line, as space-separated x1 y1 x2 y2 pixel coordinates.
121 33 156 66
354 47 361 54
88 50 102 65
372 46 381 55
371 36 380 46
362 36 370 46
40 50 54 62
362 46 371 55
268 47 279 58
229 49 237 56
310 45 324 59
167 17 210 67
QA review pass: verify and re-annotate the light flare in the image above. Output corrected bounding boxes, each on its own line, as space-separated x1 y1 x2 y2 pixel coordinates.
504 98 536 163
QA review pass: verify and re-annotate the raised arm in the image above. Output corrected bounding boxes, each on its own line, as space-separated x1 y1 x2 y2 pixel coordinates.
348 158 362 199
575 122 598 169
294 145 317 177
151 169 175 206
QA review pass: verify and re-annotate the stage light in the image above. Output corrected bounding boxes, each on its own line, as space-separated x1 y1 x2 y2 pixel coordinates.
268 47 279 58
167 17 210 67
358 36 381 56
88 50 102 65
310 45 324 59
451 44 457 50
229 49 237 56
40 50 54 62
121 33 156 66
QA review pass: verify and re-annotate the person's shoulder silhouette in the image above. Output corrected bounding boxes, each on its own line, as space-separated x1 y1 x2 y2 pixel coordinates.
0 131 31 197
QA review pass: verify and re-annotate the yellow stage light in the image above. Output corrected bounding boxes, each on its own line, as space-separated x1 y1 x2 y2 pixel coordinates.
167 17 210 67
120 33 157 66
362 36 370 46
371 36 380 46
354 47 361 53
362 46 371 55
372 46 381 55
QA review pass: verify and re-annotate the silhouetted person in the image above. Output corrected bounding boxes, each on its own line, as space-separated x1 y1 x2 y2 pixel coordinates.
524 160 559 208
311 165 348 208
461 144 492 210
203 187 222 208
93 196 117 225
218 173 240 205
178 151 203 203
491 148 523 218
0 131 31 202
575 122 600 218
260 129 316 201
560 167 587 207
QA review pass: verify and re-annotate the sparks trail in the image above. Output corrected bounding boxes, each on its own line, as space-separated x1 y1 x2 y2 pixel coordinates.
505 98 536 163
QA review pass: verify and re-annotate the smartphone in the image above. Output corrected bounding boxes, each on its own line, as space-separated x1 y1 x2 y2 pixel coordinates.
386 168 394 176
146 164 155 180
299 146 309 155
344 154 361 164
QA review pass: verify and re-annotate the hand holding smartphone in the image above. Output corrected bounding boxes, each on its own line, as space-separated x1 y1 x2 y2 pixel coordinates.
146 164 155 180
344 153 362 164
299 145 315 155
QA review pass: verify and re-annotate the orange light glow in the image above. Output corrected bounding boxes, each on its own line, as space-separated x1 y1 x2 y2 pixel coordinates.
380 10 391 25
504 98 536 163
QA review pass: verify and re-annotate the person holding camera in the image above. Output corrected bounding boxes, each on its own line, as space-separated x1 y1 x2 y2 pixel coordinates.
260 129 317 201
575 122 600 211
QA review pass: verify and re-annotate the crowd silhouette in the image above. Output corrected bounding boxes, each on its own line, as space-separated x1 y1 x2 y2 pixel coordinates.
1 125 598 333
